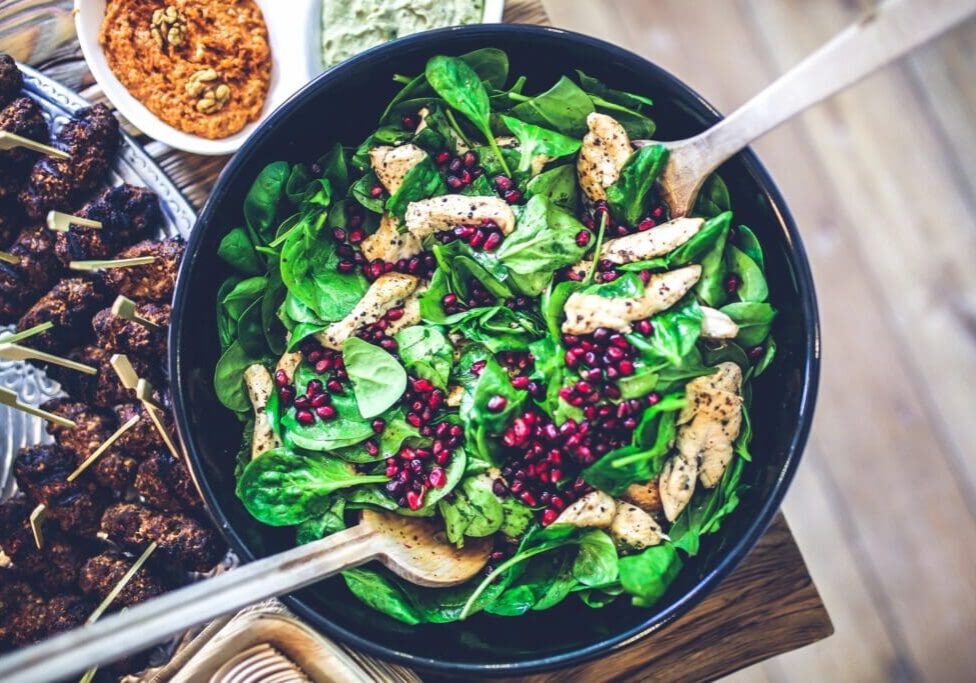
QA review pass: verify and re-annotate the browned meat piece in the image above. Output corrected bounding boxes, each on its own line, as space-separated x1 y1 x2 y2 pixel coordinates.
15 277 107 352
0 200 23 246
14 443 105 537
39 593 94 637
113 402 169 453
0 581 48 648
19 104 120 220
79 551 168 606
0 224 59 323
92 302 170 361
100 502 225 572
48 345 155 408
134 450 200 512
102 237 184 303
0 54 21 108
0 97 49 187
3 523 89 595
54 184 162 266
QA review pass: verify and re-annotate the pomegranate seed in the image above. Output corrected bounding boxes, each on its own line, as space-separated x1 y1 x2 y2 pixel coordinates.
385 465 398 477
541 508 558 526
647 392 661 406
296 409 315 425
274 370 289 387
510 375 530 390
348 214 363 228
364 439 380 456
448 157 463 173
306 379 323 396
441 293 458 306
487 395 508 412
326 379 344 393
428 467 447 488
337 261 356 273
412 378 434 393
460 169 473 185
637 218 656 231
332 228 347 242
749 345 765 361
406 489 425 511
550 468 563 483
278 386 294 406
725 273 741 294
575 230 591 247
372 419 386 433
316 405 337 419
492 479 508 496
311 393 330 408
446 175 464 190
483 231 503 251
406 413 422 428
463 151 478 168
550 495 565 510
435 150 451 165
294 395 310 410
502 189 522 204
385 307 404 321
494 175 513 192
369 184 384 198
520 490 538 506
618 360 635 376
636 319 653 336
401 113 419 130
652 206 665 219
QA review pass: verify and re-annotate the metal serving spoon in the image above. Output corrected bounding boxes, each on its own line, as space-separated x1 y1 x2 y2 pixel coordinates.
635 0 976 217
0 510 491 683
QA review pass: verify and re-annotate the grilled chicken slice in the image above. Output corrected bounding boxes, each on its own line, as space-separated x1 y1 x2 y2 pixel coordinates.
577 113 632 202
404 195 516 240
568 217 703 279
676 361 743 488
317 272 419 350
275 351 302 378
622 478 664 517
700 307 739 340
554 491 616 528
610 501 664 550
361 213 422 263
561 264 701 335
659 450 698 522
244 364 280 459
369 144 427 195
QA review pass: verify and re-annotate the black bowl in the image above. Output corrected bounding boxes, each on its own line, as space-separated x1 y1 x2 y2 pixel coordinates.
170 24 820 676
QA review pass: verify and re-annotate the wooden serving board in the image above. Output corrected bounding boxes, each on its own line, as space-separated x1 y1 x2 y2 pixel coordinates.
0 0 833 680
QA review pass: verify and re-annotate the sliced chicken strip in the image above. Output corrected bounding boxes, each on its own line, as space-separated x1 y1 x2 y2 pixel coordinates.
568 217 704 279
361 213 422 263
244 364 281 459
276 351 302 378
577 112 632 202
404 195 516 240
659 451 698 522
554 491 616 528
610 501 664 550
700 307 739 340
561 264 701 335
676 362 743 488
316 273 419 350
622 478 664 517
369 144 427 195
385 284 425 337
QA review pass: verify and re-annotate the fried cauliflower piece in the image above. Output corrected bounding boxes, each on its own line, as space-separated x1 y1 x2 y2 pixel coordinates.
561 265 701 335
316 273 419 350
244 364 280 459
577 113 632 202
361 213 422 263
369 144 427 194
404 195 516 240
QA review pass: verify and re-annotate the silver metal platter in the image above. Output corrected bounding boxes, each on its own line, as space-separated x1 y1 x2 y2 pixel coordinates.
0 63 196 500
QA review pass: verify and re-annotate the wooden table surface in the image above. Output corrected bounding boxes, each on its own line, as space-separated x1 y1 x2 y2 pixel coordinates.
0 0 832 680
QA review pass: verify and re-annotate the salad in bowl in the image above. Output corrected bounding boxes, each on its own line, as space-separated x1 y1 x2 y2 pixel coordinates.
212 48 776 623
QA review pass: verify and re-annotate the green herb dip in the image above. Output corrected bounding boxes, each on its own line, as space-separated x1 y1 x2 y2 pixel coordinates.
321 0 485 68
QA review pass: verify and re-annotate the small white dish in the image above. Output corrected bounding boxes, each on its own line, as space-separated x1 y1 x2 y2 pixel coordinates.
75 0 505 156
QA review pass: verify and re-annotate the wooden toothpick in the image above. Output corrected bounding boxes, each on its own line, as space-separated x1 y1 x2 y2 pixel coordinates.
0 250 18 265
0 388 76 427
68 414 142 482
0 342 98 375
85 542 158 625
110 354 139 390
0 130 70 159
46 210 102 232
110 356 182 460
0 321 53 345
29 504 46 550
70 256 156 272
111 296 161 331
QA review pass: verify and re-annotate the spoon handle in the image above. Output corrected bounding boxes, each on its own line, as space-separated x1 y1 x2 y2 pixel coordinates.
0 523 378 683
682 0 975 177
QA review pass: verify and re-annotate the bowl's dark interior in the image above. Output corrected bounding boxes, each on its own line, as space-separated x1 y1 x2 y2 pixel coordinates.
171 25 818 674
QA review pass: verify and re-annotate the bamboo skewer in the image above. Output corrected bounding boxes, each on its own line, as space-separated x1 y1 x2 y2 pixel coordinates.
0 130 70 159
0 321 53 345
0 250 19 265
0 388 76 427
111 296 161 331
70 256 156 272
110 354 139 390
110 355 181 460
29 504 46 550
86 542 159 625
67 414 142 482
0 343 98 375
46 210 102 232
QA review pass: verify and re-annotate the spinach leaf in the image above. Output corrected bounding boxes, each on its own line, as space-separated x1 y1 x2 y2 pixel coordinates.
495 195 590 296
279 219 368 322
351 172 386 213
693 174 731 218
425 55 511 176
218 227 263 275
461 47 510 89
395 325 453 390
668 210 732 267
261 264 287 355
316 143 350 195
618 543 682 607
236 299 267 358
670 458 745 555
525 164 578 212
439 474 505 545
695 212 733 307
735 225 765 271
385 157 446 221
606 144 668 227
214 341 259 413
580 272 644 299
574 70 656 139
285 164 313 206
281 391 373 452
220 276 267 320
244 161 290 245
466 356 527 435
488 551 576 616
572 530 619 587
754 336 777 376
216 277 242 351
342 568 422 625
727 245 768 303
500 497 534 538
296 497 346 543
342 338 407 419
509 76 594 137
720 302 776 347
500 115 581 178
626 300 703 369
236 448 387 526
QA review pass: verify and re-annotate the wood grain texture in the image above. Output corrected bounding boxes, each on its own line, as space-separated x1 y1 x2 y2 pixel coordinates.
541 0 976 681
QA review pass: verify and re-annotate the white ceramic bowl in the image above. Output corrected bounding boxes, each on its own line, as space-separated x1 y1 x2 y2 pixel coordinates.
75 0 506 156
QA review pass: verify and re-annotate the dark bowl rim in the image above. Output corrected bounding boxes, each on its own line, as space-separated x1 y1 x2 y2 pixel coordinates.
170 23 821 676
